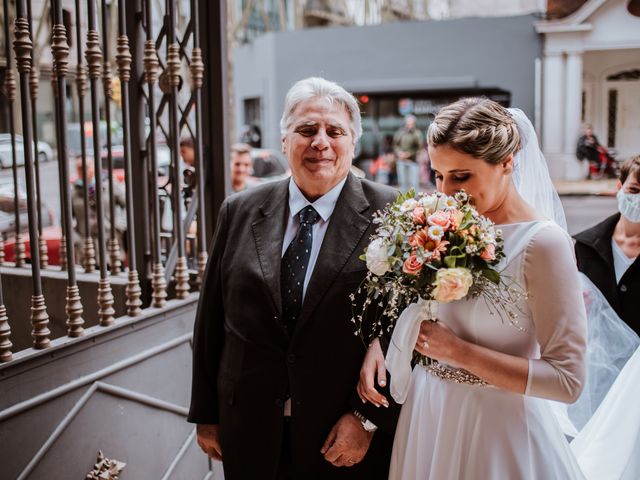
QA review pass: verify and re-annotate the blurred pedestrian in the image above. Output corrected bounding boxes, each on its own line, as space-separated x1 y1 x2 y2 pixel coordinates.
576 124 615 179
230 143 256 192
180 135 196 168
240 124 262 148
574 155 640 333
71 155 126 266
393 115 422 192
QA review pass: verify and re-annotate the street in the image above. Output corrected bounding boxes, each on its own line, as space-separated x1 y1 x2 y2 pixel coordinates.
561 195 617 236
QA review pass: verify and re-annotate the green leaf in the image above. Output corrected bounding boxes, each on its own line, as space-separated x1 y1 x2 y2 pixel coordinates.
482 268 501 284
444 256 457 268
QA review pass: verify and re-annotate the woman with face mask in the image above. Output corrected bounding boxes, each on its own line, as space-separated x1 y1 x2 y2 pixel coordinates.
574 156 640 334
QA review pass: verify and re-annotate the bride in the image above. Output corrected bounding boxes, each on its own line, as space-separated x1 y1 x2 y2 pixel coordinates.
358 97 637 479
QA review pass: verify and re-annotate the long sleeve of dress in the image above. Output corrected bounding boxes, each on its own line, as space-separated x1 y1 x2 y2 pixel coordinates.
524 223 588 404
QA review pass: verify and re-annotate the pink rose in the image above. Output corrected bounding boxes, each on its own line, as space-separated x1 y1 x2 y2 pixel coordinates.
480 243 496 261
412 206 426 225
402 254 423 276
427 210 451 230
432 268 473 303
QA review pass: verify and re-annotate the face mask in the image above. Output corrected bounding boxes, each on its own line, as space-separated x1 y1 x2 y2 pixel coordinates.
617 189 640 223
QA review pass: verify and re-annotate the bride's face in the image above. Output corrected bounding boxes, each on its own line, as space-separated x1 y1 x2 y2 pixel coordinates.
429 144 513 216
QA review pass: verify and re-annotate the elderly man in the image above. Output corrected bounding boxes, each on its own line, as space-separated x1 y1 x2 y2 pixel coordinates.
188 77 399 479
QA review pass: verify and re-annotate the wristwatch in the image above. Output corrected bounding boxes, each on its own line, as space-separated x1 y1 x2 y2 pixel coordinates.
353 410 378 433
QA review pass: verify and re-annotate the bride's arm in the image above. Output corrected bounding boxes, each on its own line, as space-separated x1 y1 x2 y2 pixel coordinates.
417 225 588 403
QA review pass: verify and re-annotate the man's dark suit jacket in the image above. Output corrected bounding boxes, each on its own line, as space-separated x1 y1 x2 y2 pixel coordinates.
574 213 639 334
188 174 400 479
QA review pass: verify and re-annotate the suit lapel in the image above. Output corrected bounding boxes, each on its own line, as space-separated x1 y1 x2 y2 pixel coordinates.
296 174 371 331
251 180 289 318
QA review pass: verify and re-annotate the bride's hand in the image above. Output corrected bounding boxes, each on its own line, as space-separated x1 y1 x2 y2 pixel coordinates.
415 320 463 364
356 338 390 408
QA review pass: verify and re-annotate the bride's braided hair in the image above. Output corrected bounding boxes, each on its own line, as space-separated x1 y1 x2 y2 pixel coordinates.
427 97 521 164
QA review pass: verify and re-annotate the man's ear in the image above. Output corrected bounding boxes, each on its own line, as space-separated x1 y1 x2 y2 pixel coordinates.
281 136 287 155
502 154 514 174
617 179 623 190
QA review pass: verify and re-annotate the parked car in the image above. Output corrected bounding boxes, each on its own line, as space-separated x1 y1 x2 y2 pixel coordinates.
0 177 59 265
0 177 55 237
0 134 55 168
3 225 62 266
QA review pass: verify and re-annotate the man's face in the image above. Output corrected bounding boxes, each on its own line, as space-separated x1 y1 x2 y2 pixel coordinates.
282 97 354 200
230 151 252 183
76 158 95 182
405 116 416 130
181 145 195 167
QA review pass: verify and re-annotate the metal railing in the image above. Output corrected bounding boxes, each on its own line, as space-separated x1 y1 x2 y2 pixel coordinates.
0 0 228 362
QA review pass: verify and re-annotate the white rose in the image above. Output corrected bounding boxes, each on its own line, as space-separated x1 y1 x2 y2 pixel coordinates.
366 238 391 276
400 199 419 213
421 194 439 213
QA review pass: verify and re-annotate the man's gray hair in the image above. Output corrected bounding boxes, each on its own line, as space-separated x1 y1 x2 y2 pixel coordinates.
279 77 362 144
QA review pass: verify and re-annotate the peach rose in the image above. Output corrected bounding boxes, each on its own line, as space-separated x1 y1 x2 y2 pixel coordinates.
409 228 429 248
427 210 451 230
402 253 424 276
412 206 426 225
480 243 496 261
432 268 473 303
449 209 464 231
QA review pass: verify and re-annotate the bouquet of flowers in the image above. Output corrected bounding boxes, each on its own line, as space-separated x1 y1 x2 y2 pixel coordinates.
351 189 523 349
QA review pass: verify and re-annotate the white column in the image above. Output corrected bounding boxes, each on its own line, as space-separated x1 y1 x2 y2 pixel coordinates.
563 50 584 180
542 52 565 179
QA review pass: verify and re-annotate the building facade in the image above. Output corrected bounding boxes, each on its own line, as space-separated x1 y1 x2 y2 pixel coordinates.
233 13 542 162
536 0 640 179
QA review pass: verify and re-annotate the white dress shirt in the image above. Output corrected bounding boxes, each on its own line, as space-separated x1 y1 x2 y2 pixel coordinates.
282 176 347 416
611 238 637 283
281 176 348 298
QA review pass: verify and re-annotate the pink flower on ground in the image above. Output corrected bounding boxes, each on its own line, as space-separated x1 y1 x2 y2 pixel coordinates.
412 206 426 225
402 253 424 276
480 243 496 261
427 210 451 230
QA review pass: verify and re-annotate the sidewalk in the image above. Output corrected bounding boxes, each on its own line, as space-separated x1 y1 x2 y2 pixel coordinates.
554 179 618 197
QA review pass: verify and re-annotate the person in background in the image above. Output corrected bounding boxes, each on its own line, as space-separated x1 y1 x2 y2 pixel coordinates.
180 136 196 168
71 155 127 266
576 123 615 179
393 115 422 192
574 155 640 334
230 143 256 192
241 124 262 148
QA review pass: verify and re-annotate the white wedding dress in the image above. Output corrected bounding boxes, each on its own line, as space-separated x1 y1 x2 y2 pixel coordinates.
389 219 589 479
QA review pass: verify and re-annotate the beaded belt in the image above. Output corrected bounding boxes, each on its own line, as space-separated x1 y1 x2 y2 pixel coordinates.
423 361 488 386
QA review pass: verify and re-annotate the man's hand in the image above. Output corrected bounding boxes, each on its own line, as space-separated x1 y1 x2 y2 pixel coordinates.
320 413 373 468
196 424 222 461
